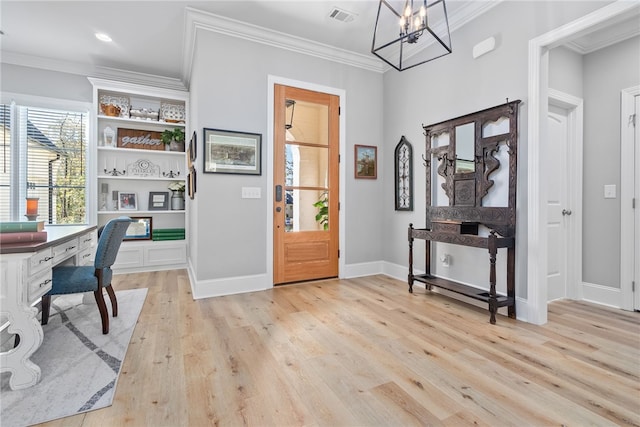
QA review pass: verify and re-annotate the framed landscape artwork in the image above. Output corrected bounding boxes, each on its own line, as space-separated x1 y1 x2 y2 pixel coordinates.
203 128 262 175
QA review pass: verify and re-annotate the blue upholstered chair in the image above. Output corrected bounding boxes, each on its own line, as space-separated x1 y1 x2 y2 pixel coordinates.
41 216 131 334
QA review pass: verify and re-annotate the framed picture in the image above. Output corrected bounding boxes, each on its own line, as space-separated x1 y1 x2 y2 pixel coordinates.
124 216 152 241
203 128 261 175
188 166 196 200
148 191 169 210
355 145 377 179
190 131 197 162
118 192 137 210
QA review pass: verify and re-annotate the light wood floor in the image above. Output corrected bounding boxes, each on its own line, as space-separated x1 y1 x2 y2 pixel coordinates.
38 271 639 427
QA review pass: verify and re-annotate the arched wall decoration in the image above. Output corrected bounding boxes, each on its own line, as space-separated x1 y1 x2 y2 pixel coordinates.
394 136 413 211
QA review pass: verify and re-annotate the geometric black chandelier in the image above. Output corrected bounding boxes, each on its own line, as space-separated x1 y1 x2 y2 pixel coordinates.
371 0 452 71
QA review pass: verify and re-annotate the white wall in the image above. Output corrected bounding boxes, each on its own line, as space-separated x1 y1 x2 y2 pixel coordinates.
549 46 584 98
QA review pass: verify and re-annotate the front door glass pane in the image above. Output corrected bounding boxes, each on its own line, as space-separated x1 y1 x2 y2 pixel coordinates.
285 144 328 187
285 189 328 232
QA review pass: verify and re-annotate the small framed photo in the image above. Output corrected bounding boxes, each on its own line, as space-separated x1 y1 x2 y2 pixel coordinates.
118 192 137 210
148 191 169 210
203 128 261 175
124 217 152 241
355 145 377 179
188 166 196 200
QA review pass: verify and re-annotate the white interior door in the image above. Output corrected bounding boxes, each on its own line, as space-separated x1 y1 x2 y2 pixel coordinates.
547 104 570 302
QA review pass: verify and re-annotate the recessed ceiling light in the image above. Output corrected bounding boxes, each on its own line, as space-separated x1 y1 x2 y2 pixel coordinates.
95 33 112 42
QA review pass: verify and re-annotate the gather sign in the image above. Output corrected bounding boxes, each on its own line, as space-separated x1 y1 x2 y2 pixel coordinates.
117 128 164 151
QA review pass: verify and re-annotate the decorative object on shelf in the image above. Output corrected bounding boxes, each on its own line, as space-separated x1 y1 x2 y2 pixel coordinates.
103 126 116 147
148 191 169 211
25 197 39 221
124 217 152 241
355 145 377 179
161 128 185 152
99 94 129 118
100 183 109 211
394 136 413 211
203 128 262 175
117 128 163 151
371 0 452 71
126 159 160 178
112 191 119 210
160 101 186 123
168 181 185 210
117 192 137 211
104 164 126 176
129 108 159 121
187 166 196 200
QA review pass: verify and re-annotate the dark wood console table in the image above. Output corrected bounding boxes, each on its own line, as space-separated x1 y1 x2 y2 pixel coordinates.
408 100 520 324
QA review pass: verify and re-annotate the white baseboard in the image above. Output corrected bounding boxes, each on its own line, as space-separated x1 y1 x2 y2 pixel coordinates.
190 272 270 299
343 261 384 278
581 281 622 308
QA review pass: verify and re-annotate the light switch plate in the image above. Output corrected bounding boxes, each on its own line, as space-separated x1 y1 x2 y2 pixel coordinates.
604 184 616 199
242 187 261 199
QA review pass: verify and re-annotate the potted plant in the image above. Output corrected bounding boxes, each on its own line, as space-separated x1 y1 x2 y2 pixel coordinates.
161 128 186 152
313 192 328 230
168 181 186 210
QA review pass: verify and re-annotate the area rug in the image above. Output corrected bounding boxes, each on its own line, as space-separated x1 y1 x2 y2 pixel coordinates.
0 288 147 427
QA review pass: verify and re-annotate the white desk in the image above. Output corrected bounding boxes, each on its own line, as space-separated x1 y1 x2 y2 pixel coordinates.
0 225 96 390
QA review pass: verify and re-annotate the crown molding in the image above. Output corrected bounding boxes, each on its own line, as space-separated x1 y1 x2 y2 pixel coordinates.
2 51 187 91
182 6 385 86
182 2 504 80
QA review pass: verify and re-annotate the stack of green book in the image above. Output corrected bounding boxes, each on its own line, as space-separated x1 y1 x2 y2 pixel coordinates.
152 228 185 241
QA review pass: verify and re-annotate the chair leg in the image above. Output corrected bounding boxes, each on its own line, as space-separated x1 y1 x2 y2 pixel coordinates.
106 285 118 318
41 294 51 325
94 288 110 334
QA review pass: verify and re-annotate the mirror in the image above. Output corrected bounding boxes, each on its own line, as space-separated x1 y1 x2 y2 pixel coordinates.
455 122 475 173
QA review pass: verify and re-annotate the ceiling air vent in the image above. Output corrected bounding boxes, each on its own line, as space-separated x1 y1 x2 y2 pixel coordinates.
328 7 356 23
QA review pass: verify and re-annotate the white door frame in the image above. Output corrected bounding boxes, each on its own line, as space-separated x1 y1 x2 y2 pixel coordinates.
266 75 346 288
548 89 584 301
621 86 639 311
527 0 639 324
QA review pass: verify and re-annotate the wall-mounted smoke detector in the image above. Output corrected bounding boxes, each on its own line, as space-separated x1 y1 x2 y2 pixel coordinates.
328 7 356 23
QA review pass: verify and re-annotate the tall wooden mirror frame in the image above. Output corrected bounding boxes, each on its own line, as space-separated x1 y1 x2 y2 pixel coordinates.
423 100 521 237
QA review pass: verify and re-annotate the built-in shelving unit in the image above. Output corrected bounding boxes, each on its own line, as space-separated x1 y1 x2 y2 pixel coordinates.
89 78 189 273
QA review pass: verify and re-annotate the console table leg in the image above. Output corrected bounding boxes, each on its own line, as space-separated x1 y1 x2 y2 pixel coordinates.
408 224 414 293
488 231 498 324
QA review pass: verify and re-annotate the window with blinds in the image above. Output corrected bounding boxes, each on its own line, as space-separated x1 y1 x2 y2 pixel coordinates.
0 103 88 224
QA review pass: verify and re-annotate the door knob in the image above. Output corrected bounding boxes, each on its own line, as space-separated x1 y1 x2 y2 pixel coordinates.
276 206 282 212
562 209 572 216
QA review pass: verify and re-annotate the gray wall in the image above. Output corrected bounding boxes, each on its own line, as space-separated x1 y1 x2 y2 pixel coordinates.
189 31 384 282
582 35 640 288
548 36 640 291
1 63 92 102
381 0 609 299
549 46 584 98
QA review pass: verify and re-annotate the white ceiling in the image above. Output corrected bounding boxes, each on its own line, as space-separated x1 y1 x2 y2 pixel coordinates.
1 1 638 86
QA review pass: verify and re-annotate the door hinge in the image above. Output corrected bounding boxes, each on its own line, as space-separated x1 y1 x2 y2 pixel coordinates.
338 202 341 211
338 249 340 258
338 154 341 163
633 198 636 209
633 281 636 292
629 113 636 127
339 106 341 116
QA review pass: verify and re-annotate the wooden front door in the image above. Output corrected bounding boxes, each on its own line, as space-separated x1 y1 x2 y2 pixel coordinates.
273 84 339 284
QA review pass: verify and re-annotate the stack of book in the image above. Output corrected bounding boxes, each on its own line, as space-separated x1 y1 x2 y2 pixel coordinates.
0 220 47 244
152 228 185 241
